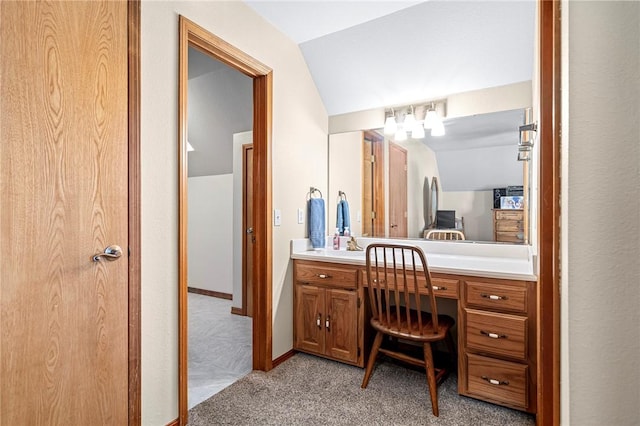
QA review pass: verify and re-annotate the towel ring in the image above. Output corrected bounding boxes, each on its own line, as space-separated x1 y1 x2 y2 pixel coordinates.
307 186 323 200
337 190 347 202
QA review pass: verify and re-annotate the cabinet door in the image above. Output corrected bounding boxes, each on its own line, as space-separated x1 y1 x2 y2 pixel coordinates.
294 284 325 355
325 288 358 363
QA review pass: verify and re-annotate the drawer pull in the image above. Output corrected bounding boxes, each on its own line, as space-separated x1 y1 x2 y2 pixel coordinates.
481 376 510 386
317 274 332 279
325 315 331 331
432 286 447 291
480 330 507 339
480 293 508 301
316 313 322 328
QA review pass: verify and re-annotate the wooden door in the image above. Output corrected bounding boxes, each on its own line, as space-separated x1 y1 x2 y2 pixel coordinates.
243 144 254 316
325 289 358 363
1 2 130 424
388 142 408 238
362 131 385 237
294 285 325 355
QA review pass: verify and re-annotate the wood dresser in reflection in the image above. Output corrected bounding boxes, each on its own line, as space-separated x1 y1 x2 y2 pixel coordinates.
293 256 537 414
493 209 525 243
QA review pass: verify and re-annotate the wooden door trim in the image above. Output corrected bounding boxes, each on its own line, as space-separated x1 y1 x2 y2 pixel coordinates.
178 16 273 425
128 1 141 424
241 144 254 317
537 1 561 425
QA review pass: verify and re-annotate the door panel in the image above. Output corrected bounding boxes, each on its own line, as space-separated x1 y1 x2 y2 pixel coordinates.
388 142 408 238
325 289 358 363
294 285 325 354
1 2 129 424
243 144 254 316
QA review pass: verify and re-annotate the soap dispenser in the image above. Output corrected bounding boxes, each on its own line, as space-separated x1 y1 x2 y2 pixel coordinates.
333 228 340 250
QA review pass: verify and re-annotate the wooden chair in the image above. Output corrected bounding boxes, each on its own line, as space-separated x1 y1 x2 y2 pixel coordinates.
425 229 466 241
361 243 455 417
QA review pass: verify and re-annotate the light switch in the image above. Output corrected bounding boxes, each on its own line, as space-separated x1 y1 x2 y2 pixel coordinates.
273 209 282 226
297 208 304 224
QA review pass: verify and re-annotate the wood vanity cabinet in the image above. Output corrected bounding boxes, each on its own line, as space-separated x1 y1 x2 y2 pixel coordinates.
459 277 537 413
293 260 366 367
493 209 524 243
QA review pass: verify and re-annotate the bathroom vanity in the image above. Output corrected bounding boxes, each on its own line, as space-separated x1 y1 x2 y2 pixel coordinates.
291 238 538 414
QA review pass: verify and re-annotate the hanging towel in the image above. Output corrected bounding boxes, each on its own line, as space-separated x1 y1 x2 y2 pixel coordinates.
340 200 351 235
308 198 326 248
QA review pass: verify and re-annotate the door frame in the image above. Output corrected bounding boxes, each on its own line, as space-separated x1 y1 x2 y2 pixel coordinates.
177 16 273 425
128 1 142 424
537 1 561 424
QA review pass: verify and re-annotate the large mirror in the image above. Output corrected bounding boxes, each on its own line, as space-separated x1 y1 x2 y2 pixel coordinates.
328 105 535 244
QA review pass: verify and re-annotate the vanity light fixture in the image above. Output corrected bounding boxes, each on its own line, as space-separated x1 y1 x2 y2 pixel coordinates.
423 104 439 129
431 119 446 137
395 127 408 142
404 106 416 131
412 123 425 139
384 109 398 135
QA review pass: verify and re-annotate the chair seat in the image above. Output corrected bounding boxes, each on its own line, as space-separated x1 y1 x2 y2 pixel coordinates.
370 310 454 342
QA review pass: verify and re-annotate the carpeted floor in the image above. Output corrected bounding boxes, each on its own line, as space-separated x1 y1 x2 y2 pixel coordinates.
189 353 535 425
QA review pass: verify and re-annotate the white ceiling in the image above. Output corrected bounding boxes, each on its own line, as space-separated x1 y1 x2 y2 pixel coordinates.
244 0 536 116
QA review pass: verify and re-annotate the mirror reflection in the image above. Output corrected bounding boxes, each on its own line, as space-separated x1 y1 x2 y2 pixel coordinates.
328 107 531 243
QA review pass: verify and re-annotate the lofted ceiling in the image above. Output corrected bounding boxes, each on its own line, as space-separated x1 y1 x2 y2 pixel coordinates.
244 0 536 116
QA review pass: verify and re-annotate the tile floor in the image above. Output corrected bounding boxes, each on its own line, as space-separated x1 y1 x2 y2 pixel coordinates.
188 293 252 409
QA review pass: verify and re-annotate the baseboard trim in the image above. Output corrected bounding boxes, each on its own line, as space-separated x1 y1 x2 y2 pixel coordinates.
230 306 245 316
165 418 179 426
272 349 296 369
187 287 232 300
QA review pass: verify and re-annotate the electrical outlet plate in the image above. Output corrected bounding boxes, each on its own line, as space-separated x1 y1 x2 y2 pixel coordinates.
274 209 281 226
297 208 304 224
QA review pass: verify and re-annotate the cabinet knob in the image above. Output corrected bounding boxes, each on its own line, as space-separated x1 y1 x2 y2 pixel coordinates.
480 330 507 339
316 313 322 328
480 293 507 301
432 286 447 291
317 274 332 279
325 315 330 331
481 376 509 386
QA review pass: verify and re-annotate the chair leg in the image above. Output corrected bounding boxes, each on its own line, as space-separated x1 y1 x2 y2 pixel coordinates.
423 342 439 417
361 331 383 389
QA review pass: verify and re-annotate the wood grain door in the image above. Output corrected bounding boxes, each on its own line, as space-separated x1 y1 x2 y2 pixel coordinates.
243 144 254 316
388 142 408 238
294 285 325 355
325 289 358 363
1 2 130 424
362 131 385 237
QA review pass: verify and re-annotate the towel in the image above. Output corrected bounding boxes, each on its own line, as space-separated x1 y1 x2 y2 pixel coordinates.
308 198 326 248
336 200 351 236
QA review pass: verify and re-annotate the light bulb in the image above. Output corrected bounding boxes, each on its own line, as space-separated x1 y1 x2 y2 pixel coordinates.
431 120 445 137
412 124 425 139
384 116 397 135
424 109 439 129
395 128 407 142
404 109 416 130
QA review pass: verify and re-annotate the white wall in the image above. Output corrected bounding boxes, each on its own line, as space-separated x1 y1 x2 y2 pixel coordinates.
328 131 363 237
440 190 493 241
187 175 233 294
403 139 440 238
141 2 328 424
564 2 640 425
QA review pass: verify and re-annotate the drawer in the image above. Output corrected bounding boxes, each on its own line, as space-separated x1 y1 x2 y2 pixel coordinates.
363 270 459 299
465 309 527 360
466 353 528 410
465 281 527 313
495 220 523 232
494 210 524 220
495 231 524 243
295 261 358 289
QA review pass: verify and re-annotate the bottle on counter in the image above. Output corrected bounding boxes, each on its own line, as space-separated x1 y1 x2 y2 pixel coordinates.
343 226 350 237
333 228 340 250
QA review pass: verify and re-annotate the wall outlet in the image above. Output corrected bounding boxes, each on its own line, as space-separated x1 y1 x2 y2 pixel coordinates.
273 209 281 226
297 208 304 224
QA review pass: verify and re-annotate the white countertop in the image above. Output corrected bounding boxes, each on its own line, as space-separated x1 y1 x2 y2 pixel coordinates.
290 237 537 281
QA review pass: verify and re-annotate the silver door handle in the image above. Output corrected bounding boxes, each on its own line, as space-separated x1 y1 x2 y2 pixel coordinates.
92 245 123 262
246 227 254 234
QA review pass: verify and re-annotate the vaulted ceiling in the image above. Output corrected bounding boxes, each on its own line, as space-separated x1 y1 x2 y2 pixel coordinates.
245 0 536 116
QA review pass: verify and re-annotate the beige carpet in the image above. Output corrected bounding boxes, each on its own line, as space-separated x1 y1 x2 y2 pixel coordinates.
189 353 535 425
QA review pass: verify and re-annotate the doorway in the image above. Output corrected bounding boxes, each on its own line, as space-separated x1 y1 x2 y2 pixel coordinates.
178 16 273 424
